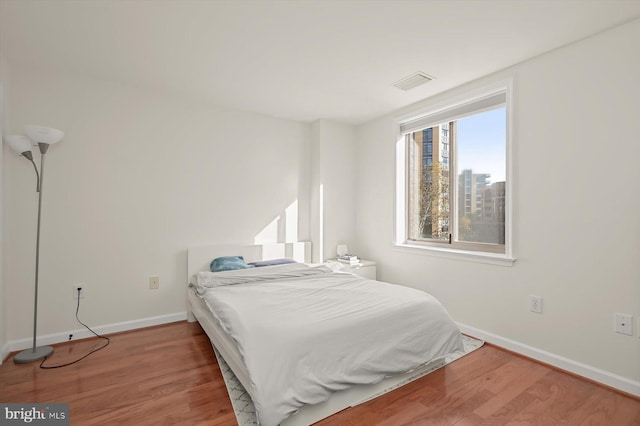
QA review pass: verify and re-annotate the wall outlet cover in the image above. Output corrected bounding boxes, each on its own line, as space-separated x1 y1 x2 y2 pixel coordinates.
615 313 633 336
529 295 543 314
72 284 86 299
149 276 160 289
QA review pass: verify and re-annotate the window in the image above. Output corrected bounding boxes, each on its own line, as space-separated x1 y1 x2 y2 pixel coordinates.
395 83 513 263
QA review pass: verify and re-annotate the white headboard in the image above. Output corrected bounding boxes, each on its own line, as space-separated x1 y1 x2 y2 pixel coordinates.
187 242 311 281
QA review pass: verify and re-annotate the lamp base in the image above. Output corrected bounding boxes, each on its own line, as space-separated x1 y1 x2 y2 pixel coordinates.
13 345 54 364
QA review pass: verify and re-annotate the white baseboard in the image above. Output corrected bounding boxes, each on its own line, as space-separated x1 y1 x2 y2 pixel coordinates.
457 322 640 397
6 311 187 355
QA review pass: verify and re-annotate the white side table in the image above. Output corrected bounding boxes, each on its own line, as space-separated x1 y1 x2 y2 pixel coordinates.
326 259 377 280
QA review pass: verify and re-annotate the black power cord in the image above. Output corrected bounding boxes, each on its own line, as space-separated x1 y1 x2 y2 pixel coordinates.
39 288 110 369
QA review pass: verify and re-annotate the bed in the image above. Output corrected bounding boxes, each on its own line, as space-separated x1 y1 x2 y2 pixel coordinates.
186 242 463 426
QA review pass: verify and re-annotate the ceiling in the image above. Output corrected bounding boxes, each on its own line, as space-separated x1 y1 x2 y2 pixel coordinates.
1 0 640 125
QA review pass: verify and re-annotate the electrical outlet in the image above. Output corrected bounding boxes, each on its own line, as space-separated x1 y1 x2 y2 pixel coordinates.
149 276 160 290
615 313 633 336
529 295 543 314
72 284 86 299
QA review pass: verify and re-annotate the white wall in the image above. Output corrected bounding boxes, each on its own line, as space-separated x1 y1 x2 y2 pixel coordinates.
3 64 312 343
310 120 357 262
355 19 640 388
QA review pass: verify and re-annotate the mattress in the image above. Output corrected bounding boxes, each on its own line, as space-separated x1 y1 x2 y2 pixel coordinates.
189 263 464 426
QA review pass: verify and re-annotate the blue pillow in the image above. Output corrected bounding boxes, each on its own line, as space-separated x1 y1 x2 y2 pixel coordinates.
210 256 255 272
248 258 298 267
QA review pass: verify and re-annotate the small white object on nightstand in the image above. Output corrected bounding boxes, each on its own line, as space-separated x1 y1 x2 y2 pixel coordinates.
326 259 377 280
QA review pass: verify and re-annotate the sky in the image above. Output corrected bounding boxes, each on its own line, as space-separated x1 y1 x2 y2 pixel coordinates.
456 107 506 183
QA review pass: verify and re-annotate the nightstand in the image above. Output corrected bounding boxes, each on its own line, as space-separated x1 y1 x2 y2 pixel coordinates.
326 259 377 280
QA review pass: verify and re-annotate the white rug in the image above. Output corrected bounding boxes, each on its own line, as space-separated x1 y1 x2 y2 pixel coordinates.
214 335 484 426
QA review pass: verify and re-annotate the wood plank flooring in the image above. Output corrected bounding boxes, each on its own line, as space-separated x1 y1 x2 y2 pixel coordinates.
1 321 638 425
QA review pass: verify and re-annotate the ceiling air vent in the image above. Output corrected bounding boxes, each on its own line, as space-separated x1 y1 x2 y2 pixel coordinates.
393 72 434 91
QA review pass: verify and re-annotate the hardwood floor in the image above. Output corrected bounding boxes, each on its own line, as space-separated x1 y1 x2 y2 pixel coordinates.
1 321 639 425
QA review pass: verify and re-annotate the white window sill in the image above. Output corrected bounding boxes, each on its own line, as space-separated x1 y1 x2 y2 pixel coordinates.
392 242 516 266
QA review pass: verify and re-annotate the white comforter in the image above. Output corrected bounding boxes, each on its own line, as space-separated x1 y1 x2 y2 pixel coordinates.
197 264 463 426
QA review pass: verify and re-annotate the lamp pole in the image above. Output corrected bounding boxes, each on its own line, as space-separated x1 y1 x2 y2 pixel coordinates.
13 143 54 363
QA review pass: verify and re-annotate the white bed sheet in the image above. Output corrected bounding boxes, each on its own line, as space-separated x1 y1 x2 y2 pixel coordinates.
195 263 463 426
187 288 252 390
188 285 456 426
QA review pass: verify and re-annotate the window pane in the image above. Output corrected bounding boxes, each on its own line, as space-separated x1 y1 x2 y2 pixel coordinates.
407 124 451 241
456 107 506 245
406 106 506 248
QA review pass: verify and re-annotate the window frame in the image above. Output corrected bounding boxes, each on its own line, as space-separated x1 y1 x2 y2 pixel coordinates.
394 79 515 266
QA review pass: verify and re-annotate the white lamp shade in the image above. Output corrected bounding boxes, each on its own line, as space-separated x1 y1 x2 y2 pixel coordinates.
5 135 33 154
25 125 64 145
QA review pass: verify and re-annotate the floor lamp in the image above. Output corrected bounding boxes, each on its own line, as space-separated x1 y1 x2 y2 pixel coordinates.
5 125 64 364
